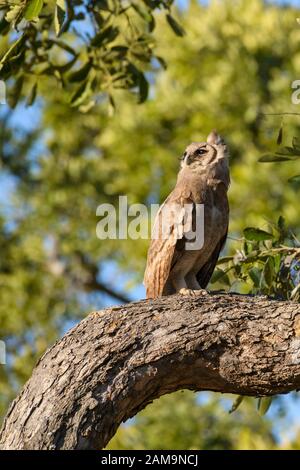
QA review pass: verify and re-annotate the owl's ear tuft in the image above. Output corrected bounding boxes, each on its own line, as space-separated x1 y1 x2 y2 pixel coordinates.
207 130 222 145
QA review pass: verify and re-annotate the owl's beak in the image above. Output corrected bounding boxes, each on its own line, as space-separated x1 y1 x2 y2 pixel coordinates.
183 153 190 166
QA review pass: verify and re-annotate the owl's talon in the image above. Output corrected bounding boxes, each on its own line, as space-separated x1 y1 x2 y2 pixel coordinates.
179 288 195 296
179 288 208 296
198 289 209 296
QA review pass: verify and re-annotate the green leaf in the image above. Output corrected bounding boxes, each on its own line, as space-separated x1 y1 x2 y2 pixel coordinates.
166 14 186 37
7 75 24 108
263 256 275 287
5 5 24 27
210 268 230 284
0 17 10 35
244 227 274 241
258 154 295 163
54 56 77 74
132 3 153 23
138 72 149 104
91 26 119 47
0 34 27 67
280 146 300 155
292 136 300 149
217 256 234 265
108 94 115 117
257 397 273 416
288 175 300 184
33 61 52 75
24 0 43 21
54 0 67 36
70 79 91 107
155 55 167 70
79 100 96 114
276 124 283 145
277 215 286 231
148 13 155 32
26 82 37 106
244 250 260 263
111 45 128 56
68 61 92 83
229 396 244 414
48 39 77 57
291 282 300 300
93 11 104 27
0 47 26 79
249 267 262 287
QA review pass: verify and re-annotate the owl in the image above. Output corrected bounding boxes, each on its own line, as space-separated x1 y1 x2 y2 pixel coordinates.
144 131 230 298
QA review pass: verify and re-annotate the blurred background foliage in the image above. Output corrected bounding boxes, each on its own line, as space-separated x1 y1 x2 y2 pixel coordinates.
1 0 300 449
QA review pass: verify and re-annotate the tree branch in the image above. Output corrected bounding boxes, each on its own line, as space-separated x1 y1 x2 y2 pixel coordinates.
1 292 300 450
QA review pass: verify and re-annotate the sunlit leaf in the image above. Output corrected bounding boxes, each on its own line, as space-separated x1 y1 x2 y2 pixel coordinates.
276 124 283 145
55 0 67 36
249 267 262 287
26 81 37 106
217 256 234 265
276 146 300 157
210 268 229 284
263 257 275 287
244 227 274 241
229 395 244 414
257 397 273 416
91 26 119 47
292 136 300 149
70 79 91 107
138 72 149 104
47 39 77 57
7 75 24 108
132 3 153 23
155 55 167 69
258 154 295 163
0 34 27 67
291 282 300 300
5 5 24 27
24 0 43 21
288 175 300 184
68 61 92 83
166 14 186 37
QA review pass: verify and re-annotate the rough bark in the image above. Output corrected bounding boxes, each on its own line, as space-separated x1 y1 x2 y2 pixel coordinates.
1 292 300 450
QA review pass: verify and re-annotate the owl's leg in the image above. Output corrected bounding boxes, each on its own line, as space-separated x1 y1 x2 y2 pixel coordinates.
181 273 208 296
170 275 188 293
170 274 207 296
185 273 201 290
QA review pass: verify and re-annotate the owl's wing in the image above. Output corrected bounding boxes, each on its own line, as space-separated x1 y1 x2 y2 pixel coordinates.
144 193 194 299
196 230 227 289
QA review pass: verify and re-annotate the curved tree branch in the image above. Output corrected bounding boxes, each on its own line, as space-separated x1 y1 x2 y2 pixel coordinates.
1 292 300 450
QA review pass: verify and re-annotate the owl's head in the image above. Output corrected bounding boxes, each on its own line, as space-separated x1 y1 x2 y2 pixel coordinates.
180 130 228 170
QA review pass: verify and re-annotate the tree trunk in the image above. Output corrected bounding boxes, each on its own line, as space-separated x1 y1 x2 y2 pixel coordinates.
1 292 300 450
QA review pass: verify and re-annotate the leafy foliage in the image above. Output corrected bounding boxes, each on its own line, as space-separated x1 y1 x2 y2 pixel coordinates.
107 391 278 450
212 217 300 301
0 0 183 108
259 137 300 163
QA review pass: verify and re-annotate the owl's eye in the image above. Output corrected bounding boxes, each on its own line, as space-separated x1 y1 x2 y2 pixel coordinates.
195 148 206 156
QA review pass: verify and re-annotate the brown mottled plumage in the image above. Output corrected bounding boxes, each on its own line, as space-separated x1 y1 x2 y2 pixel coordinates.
144 131 230 299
